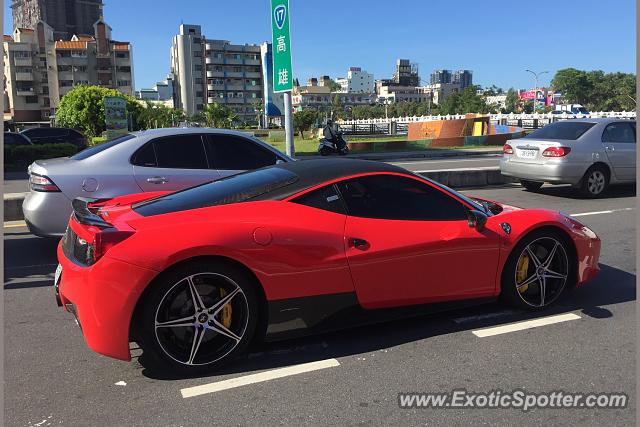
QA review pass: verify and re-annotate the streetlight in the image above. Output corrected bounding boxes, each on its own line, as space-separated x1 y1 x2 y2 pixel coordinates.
525 69 548 112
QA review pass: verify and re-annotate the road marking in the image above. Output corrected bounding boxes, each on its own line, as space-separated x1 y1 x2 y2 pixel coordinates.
472 313 581 337
571 207 634 217
452 310 520 324
3 220 27 228
393 156 499 166
180 358 340 398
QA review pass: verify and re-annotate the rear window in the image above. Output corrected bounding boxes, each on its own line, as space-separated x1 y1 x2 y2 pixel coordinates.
71 134 135 160
525 122 596 140
133 167 299 216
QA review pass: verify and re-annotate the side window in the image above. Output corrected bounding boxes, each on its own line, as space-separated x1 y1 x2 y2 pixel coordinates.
336 174 467 221
602 122 636 143
206 134 278 170
136 135 208 169
4 134 17 145
291 184 346 214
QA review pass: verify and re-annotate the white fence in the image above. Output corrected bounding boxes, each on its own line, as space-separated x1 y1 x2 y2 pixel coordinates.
338 111 636 126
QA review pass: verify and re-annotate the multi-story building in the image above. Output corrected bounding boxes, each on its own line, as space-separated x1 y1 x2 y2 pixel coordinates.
335 67 374 93
292 77 375 111
11 0 104 41
416 82 461 105
135 74 174 102
376 81 431 104
392 59 419 87
452 69 473 89
170 24 265 123
430 69 452 85
3 19 133 122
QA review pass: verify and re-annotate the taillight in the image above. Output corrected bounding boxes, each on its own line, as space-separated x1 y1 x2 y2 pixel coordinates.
30 174 60 192
542 147 571 157
503 144 514 155
91 229 135 264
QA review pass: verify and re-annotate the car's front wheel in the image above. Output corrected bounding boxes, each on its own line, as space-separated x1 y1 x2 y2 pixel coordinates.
138 260 259 375
501 230 574 310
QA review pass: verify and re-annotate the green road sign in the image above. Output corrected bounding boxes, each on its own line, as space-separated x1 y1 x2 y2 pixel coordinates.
271 0 293 93
104 96 128 140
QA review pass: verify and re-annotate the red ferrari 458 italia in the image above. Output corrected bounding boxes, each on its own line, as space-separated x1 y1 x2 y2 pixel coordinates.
55 159 601 374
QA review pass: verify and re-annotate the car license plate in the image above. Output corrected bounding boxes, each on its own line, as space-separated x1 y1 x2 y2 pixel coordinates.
518 149 537 159
54 263 62 286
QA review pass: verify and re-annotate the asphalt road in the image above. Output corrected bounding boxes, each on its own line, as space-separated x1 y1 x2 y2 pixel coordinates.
3 156 501 195
4 183 635 426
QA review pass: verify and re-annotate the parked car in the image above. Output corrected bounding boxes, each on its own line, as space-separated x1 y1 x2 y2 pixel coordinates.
4 132 33 146
54 159 601 374
23 128 292 237
20 127 88 149
500 118 636 197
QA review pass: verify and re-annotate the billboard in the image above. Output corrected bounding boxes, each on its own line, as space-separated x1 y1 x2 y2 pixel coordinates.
104 96 128 139
260 42 284 117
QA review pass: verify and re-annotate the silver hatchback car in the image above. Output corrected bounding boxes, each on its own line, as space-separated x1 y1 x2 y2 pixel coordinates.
500 118 636 197
23 128 292 237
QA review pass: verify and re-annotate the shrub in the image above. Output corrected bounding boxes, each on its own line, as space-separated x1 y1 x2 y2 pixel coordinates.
4 143 79 171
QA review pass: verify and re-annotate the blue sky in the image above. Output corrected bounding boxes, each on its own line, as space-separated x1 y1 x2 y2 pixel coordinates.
4 0 636 90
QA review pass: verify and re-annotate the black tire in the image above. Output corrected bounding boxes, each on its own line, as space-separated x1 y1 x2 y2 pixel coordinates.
501 230 575 311
580 165 609 198
520 180 543 192
339 146 349 156
137 259 259 375
319 146 331 156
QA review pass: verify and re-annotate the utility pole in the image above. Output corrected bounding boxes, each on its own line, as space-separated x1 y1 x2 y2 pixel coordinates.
525 69 548 112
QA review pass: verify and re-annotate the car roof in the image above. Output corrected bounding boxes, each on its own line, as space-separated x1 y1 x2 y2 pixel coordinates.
129 127 261 138
252 158 412 200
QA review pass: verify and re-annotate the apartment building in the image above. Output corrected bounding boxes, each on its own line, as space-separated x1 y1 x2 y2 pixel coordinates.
170 24 264 122
11 0 104 40
3 19 133 121
335 67 374 94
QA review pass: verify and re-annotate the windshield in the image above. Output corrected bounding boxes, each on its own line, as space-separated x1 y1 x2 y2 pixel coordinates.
133 167 299 216
419 175 487 213
70 134 135 160
525 121 595 140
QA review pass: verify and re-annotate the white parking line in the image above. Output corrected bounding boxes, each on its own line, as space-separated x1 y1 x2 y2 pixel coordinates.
3 220 27 228
472 313 581 338
180 358 340 398
571 207 634 217
452 310 520 324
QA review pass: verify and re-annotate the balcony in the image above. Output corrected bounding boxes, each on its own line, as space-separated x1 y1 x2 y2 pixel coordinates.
14 72 33 81
244 59 261 66
206 70 224 78
14 57 32 67
225 84 244 91
207 84 224 91
205 57 223 65
245 72 261 78
225 58 243 65
227 98 245 104
225 71 244 78
16 87 35 96
246 84 262 91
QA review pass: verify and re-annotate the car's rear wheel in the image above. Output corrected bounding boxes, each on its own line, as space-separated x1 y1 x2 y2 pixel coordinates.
520 180 543 192
501 230 574 310
138 260 258 375
580 165 609 198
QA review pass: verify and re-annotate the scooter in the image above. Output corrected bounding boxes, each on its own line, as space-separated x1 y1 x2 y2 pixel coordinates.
318 131 349 156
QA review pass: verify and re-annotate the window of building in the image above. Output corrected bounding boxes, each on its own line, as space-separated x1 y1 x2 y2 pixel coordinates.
117 80 130 87
76 80 89 85
193 37 201 44
194 51 202 57
74 65 87 72
196 104 203 111
195 91 203 98
195 78 203 84
116 52 129 59
71 49 86 57
25 96 38 104
251 93 257 99
194 65 202 71
336 175 467 221
237 92 244 98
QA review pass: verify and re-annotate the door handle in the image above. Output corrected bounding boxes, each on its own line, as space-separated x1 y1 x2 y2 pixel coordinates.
350 238 369 249
147 176 168 184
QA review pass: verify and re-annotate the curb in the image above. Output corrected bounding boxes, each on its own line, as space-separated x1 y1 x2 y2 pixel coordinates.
4 192 27 222
3 169 514 222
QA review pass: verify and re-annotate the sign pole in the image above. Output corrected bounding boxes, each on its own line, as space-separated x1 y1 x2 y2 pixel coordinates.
270 0 294 157
283 91 294 157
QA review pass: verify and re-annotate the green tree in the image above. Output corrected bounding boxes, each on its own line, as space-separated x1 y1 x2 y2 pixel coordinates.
331 94 345 120
328 79 342 92
504 88 520 113
55 85 143 138
202 103 237 128
439 86 489 115
551 68 591 106
293 109 317 138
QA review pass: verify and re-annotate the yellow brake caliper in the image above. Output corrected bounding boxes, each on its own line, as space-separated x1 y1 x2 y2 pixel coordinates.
516 254 530 293
219 288 233 328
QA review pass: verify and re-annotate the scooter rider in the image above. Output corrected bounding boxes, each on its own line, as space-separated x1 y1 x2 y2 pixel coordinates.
323 119 347 149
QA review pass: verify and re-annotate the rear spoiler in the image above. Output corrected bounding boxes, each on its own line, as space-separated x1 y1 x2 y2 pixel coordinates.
72 197 112 228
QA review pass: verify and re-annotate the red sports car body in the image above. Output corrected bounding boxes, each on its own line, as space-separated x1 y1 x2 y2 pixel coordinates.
55 159 600 373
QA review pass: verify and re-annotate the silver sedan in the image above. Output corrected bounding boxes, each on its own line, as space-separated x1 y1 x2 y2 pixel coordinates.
23 128 292 237
500 118 636 197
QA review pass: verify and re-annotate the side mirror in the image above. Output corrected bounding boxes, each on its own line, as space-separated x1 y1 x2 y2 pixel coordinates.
466 209 488 232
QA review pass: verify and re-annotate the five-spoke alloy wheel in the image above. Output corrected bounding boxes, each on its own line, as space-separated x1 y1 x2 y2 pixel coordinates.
502 231 574 310
138 260 258 374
